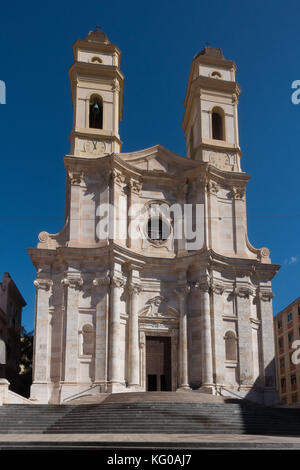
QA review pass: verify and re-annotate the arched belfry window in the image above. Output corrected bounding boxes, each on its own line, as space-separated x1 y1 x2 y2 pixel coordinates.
89 95 103 129
225 331 237 361
212 108 224 140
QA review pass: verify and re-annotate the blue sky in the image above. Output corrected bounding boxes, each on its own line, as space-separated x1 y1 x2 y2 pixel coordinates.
0 0 300 331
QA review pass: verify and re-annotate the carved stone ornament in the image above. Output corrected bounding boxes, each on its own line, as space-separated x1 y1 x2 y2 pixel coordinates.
61 277 83 290
112 78 120 92
93 275 111 287
174 284 190 298
230 187 245 200
258 290 274 302
209 152 233 172
69 170 84 185
192 279 210 293
139 296 179 320
38 231 49 243
260 247 270 259
111 169 126 187
128 179 142 195
128 282 142 295
234 286 253 298
210 282 225 295
33 279 53 291
110 275 126 289
206 180 220 195
84 140 106 157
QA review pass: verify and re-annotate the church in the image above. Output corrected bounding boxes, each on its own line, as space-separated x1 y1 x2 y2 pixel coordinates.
29 28 280 405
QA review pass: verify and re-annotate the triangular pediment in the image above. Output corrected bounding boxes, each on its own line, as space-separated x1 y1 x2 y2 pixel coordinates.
139 295 179 320
120 145 198 174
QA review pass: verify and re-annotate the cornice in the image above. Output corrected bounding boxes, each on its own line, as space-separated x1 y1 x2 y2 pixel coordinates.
72 39 122 57
69 62 124 83
28 242 280 281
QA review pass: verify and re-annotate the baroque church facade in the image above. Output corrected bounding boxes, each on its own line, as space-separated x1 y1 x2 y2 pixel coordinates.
29 29 280 405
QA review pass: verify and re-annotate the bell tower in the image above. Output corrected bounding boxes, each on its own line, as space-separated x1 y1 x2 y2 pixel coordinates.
182 46 242 172
69 28 124 157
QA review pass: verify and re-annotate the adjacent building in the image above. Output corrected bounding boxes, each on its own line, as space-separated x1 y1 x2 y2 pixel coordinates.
29 28 280 405
0 272 26 384
274 298 300 405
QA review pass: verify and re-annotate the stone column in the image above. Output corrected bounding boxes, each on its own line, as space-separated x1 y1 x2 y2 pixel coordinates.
175 285 190 390
68 172 83 246
128 281 142 388
108 274 125 389
235 286 253 387
30 277 53 403
231 187 246 254
258 288 278 404
93 274 110 390
198 279 213 387
210 281 225 386
206 181 220 251
174 183 188 255
127 179 142 250
61 274 83 384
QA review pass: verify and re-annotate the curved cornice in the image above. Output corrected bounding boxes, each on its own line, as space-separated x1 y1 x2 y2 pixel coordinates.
28 243 281 280
64 148 249 185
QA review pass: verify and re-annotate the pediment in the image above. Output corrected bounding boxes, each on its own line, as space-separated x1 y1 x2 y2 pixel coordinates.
139 295 179 320
120 145 198 175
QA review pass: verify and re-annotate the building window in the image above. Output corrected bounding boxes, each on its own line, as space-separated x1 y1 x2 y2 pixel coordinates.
224 331 237 361
288 333 294 345
280 358 285 370
278 319 283 329
298 305 300 316
281 378 286 392
147 217 170 241
89 95 103 129
288 312 293 323
212 110 224 140
291 375 297 386
279 338 284 350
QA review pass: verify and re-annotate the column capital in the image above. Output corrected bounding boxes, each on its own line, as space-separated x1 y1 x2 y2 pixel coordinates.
93 276 111 287
230 186 245 200
111 169 126 187
210 281 225 295
68 170 84 186
206 180 219 195
174 284 190 298
127 179 142 195
257 289 274 302
128 282 142 295
33 279 53 291
192 278 210 293
233 285 253 298
61 276 83 290
110 274 126 289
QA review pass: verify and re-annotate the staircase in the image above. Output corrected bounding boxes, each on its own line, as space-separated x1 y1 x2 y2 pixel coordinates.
0 400 300 436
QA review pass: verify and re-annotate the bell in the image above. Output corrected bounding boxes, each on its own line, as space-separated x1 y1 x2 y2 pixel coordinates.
93 102 99 109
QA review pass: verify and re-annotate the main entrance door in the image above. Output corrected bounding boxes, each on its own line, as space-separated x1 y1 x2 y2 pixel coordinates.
146 336 171 391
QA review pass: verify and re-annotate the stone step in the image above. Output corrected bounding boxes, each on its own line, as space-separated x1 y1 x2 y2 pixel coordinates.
1 400 300 436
